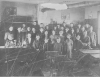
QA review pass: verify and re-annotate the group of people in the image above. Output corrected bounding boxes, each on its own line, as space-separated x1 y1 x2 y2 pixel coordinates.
4 21 97 58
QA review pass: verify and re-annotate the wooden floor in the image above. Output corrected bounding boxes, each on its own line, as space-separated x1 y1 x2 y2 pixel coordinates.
0 48 99 76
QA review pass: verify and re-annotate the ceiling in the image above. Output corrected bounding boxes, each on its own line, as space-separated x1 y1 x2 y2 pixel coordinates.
0 0 100 8
0 0 98 4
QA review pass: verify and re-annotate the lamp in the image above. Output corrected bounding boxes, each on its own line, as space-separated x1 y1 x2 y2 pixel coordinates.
40 3 67 10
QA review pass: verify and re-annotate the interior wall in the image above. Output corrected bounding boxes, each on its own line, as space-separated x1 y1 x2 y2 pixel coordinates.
16 2 37 17
1 1 38 21
85 5 100 45
38 7 85 24
0 2 2 22
85 5 100 19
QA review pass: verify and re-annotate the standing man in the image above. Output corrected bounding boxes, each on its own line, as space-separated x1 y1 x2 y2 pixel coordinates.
32 21 40 34
81 31 91 49
88 26 96 48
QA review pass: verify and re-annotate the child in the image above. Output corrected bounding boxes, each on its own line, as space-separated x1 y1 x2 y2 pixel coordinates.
48 39 54 51
31 28 36 44
59 31 64 44
44 31 49 39
64 34 73 59
17 27 22 47
54 38 63 55
4 26 14 47
39 28 45 43
33 35 42 51
43 38 49 52
26 27 32 47
64 28 69 40
21 24 27 47
74 35 83 50
50 30 57 43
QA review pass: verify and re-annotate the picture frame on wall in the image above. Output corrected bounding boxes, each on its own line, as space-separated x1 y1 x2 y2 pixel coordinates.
61 12 70 21
61 14 66 20
66 13 70 20
88 11 93 19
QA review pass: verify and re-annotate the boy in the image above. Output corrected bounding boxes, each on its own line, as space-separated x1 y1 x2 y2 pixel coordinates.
74 35 83 50
54 38 63 55
33 35 42 51
26 27 32 47
64 34 73 59
43 38 49 52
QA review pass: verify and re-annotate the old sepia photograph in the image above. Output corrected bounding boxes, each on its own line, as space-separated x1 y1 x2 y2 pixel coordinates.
0 0 100 77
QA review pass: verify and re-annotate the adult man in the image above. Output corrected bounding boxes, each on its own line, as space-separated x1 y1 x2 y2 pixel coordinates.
32 21 40 34
81 31 91 49
88 26 96 48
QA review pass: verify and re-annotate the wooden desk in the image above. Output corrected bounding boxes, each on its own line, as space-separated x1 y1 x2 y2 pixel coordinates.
0 46 27 48
80 49 100 58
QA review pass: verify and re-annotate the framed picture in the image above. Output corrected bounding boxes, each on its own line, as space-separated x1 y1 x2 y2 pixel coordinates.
61 12 70 20
66 13 70 20
88 11 93 19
